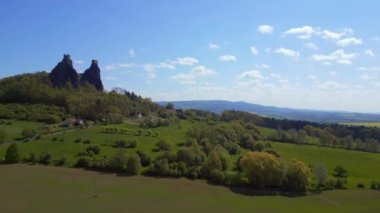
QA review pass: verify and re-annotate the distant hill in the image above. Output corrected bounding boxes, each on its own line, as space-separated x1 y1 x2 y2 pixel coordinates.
158 100 380 123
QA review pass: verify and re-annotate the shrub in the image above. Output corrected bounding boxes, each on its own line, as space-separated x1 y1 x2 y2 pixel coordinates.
209 169 225 184
74 138 82 143
5 144 20 163
334 178 347 189
52 137 57 141
55 156 67 166
333 165 348 178
86 145 101 155
156 139 171 151
126 154 142 175
357 183 365 188
75 157 91 168
370 181 380 190
83 139 91 144
136 150 152 167
39 153 52 165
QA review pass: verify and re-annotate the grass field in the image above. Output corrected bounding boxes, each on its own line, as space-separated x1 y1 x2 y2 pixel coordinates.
0 164 379 213
1 120 380 190
0 120 42 141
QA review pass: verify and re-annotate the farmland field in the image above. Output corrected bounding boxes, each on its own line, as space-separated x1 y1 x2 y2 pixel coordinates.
0 164 379 213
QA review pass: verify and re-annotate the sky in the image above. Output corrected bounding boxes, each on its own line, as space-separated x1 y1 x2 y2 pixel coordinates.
1 0 380 112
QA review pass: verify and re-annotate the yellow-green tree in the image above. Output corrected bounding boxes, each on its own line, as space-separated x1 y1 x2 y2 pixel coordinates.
240 151 282 189
284 159 310 192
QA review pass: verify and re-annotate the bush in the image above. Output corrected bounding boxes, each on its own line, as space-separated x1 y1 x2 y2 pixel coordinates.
74 138 82 143
357 183 365 188
55 156 67 166
370 181 380 190
136 150 152 167
334 178 347 189
209 169 225 184
39 153 52 165
126 154 142 175
83 139 91 144
86 145 101 155
5 144 20 163
75 157 91 168
156 139 171 151
333 165 348 178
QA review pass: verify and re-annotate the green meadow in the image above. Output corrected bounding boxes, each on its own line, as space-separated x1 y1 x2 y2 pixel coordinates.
0 164 379 213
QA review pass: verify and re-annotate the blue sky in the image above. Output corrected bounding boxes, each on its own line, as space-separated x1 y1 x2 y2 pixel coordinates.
1 0 380 112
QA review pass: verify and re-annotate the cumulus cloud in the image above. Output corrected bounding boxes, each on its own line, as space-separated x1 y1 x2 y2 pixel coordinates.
319 29 350 40
171 66 215 85
258 25 274 34
219 55 237 62
311 49 358 65
250 46 259 55
364 49 375 57
284 26 315 39
172 57 199 66
336 37 363 47
209 43 220 49
105 63 135 71
237 70 264 80
274 48 300 59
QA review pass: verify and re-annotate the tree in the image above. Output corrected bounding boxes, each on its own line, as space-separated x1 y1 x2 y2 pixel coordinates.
314 163 327 186
156 139 171 151
5 143 20 163
240 151 282 189
126 154 142 175
284 159 310 192
0 129 7 143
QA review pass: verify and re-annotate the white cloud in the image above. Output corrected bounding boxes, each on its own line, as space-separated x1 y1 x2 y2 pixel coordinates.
304 42 318 50
209 43 220 49
274 48 300 59
237 70 264 80
364 49 375 57
270 73 281 79
318 81 349 90
258 25 274 34
311 49 358 65
172 57 199 66
261 64 270 69
336 37 363 47
118 63 134 68
319 30 346 40
308 75 317 79
171 66 215 85
219 55 237 62
284 26 315 39
129 49 136 58
250 46 259 55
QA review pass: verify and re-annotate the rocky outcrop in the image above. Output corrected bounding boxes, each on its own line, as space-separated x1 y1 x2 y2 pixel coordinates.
49 54 103 91
80 60 103 91
49 54 79 88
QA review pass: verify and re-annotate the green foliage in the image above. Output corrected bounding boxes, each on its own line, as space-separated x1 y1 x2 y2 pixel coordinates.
283 159 310 192
156 139 171 151
370 181 380 190
5 143 20 163
38 153 52 165
240 151 282 189
314 163 328 186
126 154 142 175
334 165 348 178
136 150 152 167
